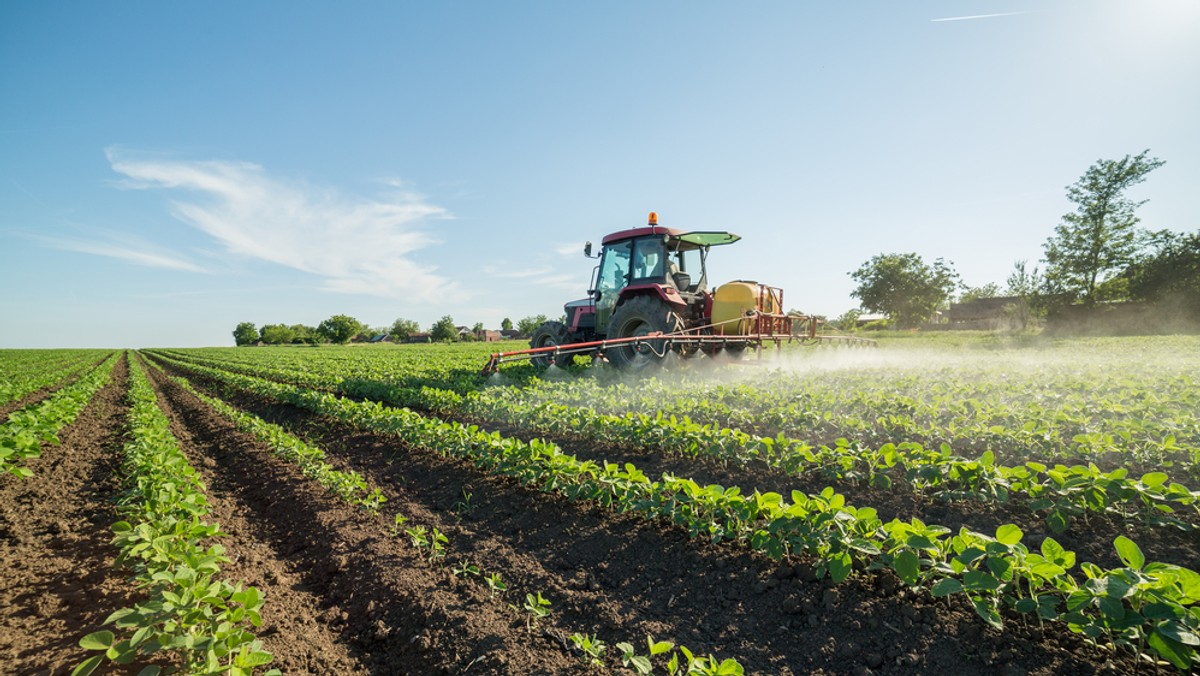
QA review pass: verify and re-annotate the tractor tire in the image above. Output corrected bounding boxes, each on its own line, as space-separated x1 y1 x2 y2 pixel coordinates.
529 321 578 368
605 296 685 370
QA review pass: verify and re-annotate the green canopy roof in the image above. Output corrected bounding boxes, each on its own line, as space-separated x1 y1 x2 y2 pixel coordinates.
676 231 741 247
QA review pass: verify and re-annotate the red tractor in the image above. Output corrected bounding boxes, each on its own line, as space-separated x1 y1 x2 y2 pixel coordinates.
483 212 868 374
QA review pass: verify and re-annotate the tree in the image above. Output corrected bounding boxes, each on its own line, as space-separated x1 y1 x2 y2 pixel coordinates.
317 314 366 344
501 317 513 332
233 322 258 346
259 324 295 345
289 324 319 344
430 315 458 342
1003 260 1049 329
389 317 420 342
471 321 484 334
516 315 548 337
1043 150 1165 305
1124 229 1200 320
849 253 959 329
959 283 1001 304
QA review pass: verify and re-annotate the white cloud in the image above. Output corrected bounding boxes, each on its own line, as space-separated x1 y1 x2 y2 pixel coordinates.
931 11 1040 22
35 232 207 273
105 149 462 302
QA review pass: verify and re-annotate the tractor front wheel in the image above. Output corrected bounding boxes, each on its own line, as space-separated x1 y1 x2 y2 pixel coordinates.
605 296 685 370
529 321 578 368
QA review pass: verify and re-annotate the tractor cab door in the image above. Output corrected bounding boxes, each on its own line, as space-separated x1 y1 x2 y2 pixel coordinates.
593 239 632 331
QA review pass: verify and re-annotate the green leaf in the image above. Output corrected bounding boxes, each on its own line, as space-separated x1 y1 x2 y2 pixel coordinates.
1045 510 1069 534
894 550 920 586
239 651 275 667
1147 629 1191 671
995 524 1022 545
1113 536 1145 570
78 631 115 651
931 578 963 597
1140 472 1168 488
972 599 1003 629
829 554 852 583
1157 621 1200 647
71 655 105 676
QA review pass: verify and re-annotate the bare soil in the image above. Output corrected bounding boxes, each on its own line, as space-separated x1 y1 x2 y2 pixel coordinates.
148 354 1166 675
0 353 133 675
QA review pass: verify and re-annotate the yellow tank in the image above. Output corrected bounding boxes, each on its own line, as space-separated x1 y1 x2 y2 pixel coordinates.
712 281 781 335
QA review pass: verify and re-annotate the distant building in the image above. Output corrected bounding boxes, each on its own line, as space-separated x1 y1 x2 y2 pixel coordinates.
477 330 502 342
406 332 433 343
500 329 524 340
946 296 1021 329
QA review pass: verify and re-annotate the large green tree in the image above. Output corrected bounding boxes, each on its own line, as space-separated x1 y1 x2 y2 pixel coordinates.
317 314 366 344
1043 150 1165 305
516 314 548 336
259 324 296 345
1124 229 1200 319
430 315 458 342
233 322 258 346
849 253 959 328
389 317 420 341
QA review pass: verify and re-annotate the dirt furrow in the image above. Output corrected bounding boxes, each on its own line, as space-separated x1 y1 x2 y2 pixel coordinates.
0 354 113 420
0 352 132 674
149 356 1156 675
142 357 583 674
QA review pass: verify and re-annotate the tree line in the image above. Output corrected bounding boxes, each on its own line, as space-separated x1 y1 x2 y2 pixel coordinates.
233 314 554 346
847 150 1198 329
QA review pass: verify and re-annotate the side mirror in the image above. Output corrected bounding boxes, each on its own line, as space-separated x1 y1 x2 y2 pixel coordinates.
584 241 593 258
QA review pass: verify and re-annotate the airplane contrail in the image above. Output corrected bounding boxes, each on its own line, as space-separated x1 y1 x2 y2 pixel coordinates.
931 10 1040 22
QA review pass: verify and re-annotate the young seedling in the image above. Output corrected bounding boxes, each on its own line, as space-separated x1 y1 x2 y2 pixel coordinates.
569 633 607 667
453 489 475 519
427 527 448 564
513 591 552 630
405 525 429 550
390 513 409 537
452 559 480 579
484 572 507 600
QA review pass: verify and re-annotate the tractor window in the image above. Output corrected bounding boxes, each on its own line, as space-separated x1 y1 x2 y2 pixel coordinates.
597 240 632 294
631 238 665 282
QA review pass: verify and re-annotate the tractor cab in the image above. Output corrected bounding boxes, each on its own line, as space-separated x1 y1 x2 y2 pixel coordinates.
585 214 740 332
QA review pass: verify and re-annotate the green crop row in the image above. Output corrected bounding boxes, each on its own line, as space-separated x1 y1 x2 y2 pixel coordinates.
0 349 109 406
327 378 1200 536
148 339 1200 475
155 364 387 513
153 358 747 675
142 348 1200 533
154 353 1200 671
1 353 118 479
75 357 275 676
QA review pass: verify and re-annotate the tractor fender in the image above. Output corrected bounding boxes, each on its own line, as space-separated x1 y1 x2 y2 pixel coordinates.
618 284 688 310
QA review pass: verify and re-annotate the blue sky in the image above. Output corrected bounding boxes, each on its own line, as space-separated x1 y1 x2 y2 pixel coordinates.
2 1 1197 348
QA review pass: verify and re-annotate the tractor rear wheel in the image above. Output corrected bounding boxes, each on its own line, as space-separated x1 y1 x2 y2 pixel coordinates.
529 321 577 368
605 296 685 370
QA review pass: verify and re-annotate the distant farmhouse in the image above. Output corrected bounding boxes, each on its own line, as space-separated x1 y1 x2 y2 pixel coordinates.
945 296 1021 330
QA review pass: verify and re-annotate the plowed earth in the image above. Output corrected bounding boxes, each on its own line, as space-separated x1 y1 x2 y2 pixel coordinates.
0 353 133 674
142 354 1167 676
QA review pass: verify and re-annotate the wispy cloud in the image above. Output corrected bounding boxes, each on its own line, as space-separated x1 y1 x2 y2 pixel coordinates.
931 10 1040 22
34 232 207 272
105 148 462 302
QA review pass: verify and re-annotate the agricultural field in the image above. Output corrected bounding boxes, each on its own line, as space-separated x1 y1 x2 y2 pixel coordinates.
2 335 1198 674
